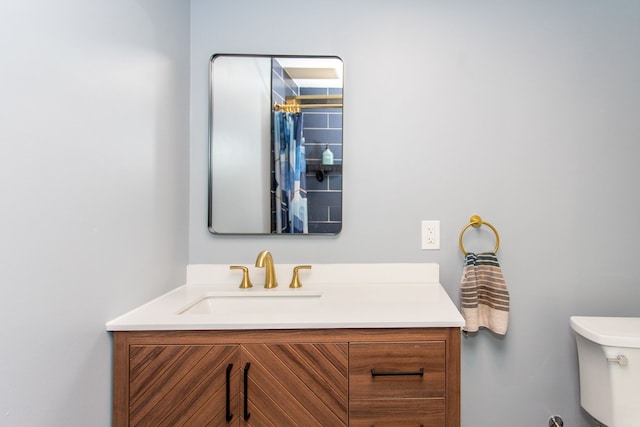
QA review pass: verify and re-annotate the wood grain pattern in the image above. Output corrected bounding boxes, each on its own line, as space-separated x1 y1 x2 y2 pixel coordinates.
117 328 453 345
113 332 130 426
129 344 238 426
349 398 446 426
242 343 348 426
349 341 446 399
445 327 461 427
112 327 461 427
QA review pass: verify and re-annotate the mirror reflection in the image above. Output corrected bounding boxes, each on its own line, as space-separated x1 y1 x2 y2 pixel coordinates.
209 54 343 235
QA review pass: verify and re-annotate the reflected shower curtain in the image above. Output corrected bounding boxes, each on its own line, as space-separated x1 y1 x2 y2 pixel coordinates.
273 111 308 233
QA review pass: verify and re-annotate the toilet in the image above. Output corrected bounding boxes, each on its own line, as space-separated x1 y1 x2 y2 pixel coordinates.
570 316 640 427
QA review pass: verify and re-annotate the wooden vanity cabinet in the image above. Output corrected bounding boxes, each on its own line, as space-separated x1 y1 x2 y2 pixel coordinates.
113 328 460 427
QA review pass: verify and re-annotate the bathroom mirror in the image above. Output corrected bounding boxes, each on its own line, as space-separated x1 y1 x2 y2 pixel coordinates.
208 54 343 235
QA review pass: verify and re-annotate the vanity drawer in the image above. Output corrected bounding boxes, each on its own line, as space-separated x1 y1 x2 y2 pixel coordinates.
349 341 446 399
349 398 445 426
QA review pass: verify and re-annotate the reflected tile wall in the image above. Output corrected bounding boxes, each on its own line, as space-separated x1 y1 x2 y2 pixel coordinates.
272 64 343 234
301 86 343 234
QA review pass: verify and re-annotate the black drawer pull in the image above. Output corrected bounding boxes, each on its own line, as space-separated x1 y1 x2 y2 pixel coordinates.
243 362 251 421
370 367 424 377
225 363 233 421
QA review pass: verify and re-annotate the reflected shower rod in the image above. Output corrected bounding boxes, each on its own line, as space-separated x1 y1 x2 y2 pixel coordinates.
274 94 343 112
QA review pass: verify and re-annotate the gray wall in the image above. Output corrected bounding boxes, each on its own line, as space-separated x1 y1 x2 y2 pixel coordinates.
0 1 190 425
191 1 640 426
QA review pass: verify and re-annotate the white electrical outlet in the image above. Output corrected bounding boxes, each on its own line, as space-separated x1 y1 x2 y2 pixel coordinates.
421 220 440 250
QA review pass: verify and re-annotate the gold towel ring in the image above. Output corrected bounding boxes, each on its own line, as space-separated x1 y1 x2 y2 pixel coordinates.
459 215 500 255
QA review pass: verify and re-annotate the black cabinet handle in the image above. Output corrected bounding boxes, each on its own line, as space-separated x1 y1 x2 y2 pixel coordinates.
225 363 233 421
243 362 251 421
370 367 424 377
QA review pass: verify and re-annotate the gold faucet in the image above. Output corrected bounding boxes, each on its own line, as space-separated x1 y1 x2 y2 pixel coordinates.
255 250 278 289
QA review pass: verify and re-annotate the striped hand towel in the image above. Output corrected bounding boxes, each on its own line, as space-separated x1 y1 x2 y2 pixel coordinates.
460 252 510 335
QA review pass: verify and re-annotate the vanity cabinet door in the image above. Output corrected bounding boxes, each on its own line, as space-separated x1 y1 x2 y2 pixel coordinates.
127 344 240 426
349 341 447 426
241 343 349 426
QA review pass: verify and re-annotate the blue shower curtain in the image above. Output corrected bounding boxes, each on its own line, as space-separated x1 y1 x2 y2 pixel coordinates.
273 111 308 233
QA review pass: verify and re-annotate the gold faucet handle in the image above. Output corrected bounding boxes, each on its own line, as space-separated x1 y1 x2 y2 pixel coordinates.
289 265 312 288
230 266 253 289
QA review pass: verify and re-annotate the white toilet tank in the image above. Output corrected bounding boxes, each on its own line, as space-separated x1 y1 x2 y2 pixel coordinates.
570 316 640 427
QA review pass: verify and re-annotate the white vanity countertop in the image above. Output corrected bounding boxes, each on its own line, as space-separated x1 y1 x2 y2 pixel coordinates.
106 263 465 331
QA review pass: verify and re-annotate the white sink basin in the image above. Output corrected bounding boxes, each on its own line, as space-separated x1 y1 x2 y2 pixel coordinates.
178 290 323 315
